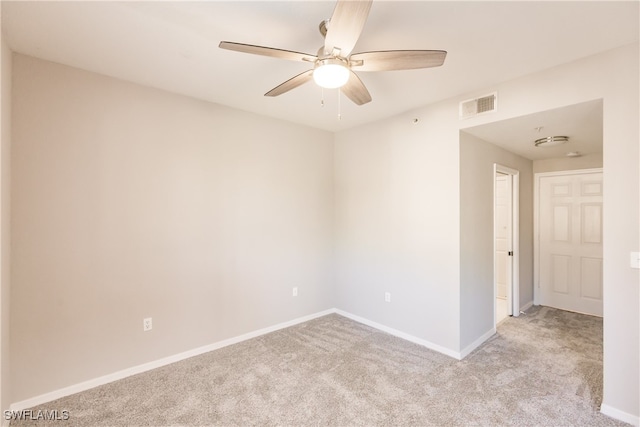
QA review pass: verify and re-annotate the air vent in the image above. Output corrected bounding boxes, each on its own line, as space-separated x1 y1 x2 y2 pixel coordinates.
459 92 497 119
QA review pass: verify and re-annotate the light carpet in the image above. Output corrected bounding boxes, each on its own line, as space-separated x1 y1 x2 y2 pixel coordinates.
11 306 627 426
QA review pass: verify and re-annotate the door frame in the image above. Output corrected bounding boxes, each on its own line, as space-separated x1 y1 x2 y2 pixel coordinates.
533 167 603 306
493 164 520 327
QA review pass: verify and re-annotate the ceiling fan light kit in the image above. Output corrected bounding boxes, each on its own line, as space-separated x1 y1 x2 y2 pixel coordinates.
313 58 350 89
219 0 446 107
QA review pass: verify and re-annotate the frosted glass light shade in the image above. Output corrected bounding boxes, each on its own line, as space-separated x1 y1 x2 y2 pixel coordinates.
313 60 350 89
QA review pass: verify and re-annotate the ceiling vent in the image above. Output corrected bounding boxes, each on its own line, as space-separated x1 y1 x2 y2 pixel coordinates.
459 92 497 119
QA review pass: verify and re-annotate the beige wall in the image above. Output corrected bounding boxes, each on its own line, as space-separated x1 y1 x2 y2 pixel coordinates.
533 152 602 173
334 107 462 353
598 45 639 420
459 132 533 350
1 26 12 412
11 55 334 402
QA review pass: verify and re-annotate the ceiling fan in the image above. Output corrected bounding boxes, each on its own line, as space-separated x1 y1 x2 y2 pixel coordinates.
219 0 446 106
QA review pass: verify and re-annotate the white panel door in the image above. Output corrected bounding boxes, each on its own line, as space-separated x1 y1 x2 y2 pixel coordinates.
538 171 603 316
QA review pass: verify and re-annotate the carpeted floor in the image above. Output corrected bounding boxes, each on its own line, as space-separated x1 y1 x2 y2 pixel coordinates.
11 306 628 426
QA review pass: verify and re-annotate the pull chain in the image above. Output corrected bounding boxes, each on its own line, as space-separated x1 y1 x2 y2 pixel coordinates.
318 88 343 120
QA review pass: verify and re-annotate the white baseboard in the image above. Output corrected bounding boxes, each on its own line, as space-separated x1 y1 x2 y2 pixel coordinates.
9 309 335 412
334 309 461 359
601 403 640 426
459 327 496 359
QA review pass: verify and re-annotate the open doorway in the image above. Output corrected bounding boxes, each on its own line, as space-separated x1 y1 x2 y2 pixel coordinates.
494 164 520 326
495 172 510 323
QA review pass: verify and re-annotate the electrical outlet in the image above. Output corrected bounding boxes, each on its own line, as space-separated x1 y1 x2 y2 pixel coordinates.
143 317 152 332
384 292 391 303
292 287 298 297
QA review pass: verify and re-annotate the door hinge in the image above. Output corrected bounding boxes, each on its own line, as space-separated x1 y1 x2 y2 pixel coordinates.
508 251 514 256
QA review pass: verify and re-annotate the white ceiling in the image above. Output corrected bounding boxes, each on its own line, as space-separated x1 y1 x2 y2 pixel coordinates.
1 1 638 136
462 99 603 161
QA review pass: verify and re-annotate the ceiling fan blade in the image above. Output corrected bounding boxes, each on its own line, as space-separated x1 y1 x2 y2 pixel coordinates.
341 70 371 105
350 50 447 72
324 0 372 57
219 41 316 62
265 70 315 97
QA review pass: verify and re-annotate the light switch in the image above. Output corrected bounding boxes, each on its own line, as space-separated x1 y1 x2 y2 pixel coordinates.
631 252 640 269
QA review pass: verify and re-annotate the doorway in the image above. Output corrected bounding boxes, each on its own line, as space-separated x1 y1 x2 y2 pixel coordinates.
494 164 520 326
